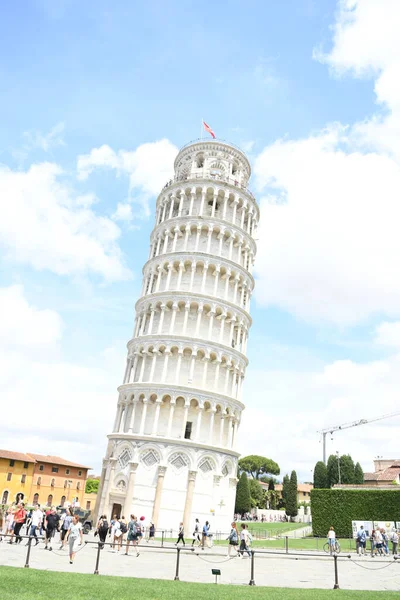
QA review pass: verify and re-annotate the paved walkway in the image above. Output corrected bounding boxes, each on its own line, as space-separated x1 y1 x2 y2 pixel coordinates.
0 534 399 591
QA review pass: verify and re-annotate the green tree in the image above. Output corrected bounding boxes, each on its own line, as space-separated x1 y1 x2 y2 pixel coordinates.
235 472 251 514
354 462 364 484
268 479 275 491
313 461 329 489
248 478 265 508
282 474 290 507
339 455 356 484
327 454 340 487
286 470 298 519
238 455 280 480
267 490 278 510
85 479 99 494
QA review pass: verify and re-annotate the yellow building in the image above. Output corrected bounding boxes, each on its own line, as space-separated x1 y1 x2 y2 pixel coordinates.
27 453 91 508
0 449 35 505
274 483 313 504
82 491 98 512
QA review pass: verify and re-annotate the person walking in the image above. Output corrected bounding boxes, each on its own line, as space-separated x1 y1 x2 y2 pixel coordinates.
192 518 201 548
327 526 336 555
27 504 43 546
44 507 60 551
239 523 251 558
111 518 122 552
5 508 14 542
59 508 73 550
357 525 367 555
66 514 83 564
201 521 210 549
96 515 109 549
148 521 155 542
117 516 128 552
10 503 26 544
226 522 239 557
381 529 389 555
125 515 139 557
25 509 32 537
175 522 185 546
390 529 398 555
373 528 383 556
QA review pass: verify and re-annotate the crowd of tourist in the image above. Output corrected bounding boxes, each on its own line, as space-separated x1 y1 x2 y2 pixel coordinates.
1 501 398 567
327 525 399 557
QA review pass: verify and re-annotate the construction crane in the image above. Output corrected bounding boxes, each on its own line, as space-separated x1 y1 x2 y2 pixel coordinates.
318 411 400 464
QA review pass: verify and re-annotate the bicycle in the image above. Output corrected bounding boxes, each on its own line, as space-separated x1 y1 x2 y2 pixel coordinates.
323 540 341 554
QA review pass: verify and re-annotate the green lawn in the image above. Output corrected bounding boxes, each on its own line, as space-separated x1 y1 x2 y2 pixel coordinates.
0 567 397 600
156 522 306 543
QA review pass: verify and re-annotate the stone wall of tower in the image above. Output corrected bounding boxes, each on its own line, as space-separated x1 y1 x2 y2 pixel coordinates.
95 140 258 532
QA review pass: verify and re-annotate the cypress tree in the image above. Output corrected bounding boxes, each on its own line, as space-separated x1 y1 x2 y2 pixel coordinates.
327 454 340 487
268 479 275 491
282 474 290 507
286 470 298 518
235 472 251 514
340 454 356 484
354 462 364 484
313 461 328 489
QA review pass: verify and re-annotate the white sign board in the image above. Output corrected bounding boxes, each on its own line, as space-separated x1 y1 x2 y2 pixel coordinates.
352 520 398 539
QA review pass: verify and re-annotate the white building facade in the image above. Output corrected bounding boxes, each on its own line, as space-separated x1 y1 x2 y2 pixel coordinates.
95 139 258 532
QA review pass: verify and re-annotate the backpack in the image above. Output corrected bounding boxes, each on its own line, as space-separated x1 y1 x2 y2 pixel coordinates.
99 519 108 532
120 522 127 534
229 529 238 543
128 521 137 535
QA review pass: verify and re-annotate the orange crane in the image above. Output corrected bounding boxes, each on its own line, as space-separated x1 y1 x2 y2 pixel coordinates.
318 411 400 464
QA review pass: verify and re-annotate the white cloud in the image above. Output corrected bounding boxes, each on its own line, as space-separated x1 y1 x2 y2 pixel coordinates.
0 162 131 281
253 1 400 325
253 125 400 324
0 285 63 350
240 340 400 479
77 139 177 217
316 0 400 161
23 121 66 152
374 321 400 348
0 285 122 472
112 202 134 223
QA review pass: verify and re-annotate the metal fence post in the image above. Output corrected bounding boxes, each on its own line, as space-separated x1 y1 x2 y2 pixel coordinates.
333 554 340 589
161 530 164 547
285 536 289 553
174 547 181 581
94 542 102 575
24 536 32 568
249 550 256 586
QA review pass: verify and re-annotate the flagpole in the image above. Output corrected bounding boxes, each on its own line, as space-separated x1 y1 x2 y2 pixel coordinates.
200 118 203 140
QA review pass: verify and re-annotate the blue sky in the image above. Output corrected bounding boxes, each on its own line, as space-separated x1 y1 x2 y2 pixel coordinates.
1 0 400 479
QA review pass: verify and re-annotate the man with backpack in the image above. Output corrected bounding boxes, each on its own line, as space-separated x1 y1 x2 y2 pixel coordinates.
357 525 367 555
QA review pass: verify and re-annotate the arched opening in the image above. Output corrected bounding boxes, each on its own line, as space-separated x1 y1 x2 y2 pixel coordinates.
47 494 53 507
1 490 9 504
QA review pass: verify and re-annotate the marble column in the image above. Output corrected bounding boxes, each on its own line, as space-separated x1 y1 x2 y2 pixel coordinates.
183 470 197 533
123 461 138 517
105 457 118 517
128 399 137 433
151 465 167 528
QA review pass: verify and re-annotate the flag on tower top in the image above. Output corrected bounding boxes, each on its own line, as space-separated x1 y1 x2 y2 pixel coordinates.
203 121 216 139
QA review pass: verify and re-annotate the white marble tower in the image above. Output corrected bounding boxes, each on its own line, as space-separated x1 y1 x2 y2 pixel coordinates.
95 139 258 532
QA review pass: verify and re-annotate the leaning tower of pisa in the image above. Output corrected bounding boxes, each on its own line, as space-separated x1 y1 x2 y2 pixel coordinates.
95 139 258 531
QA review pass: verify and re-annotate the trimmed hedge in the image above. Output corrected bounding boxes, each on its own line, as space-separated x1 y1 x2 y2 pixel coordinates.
311 488 400 537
